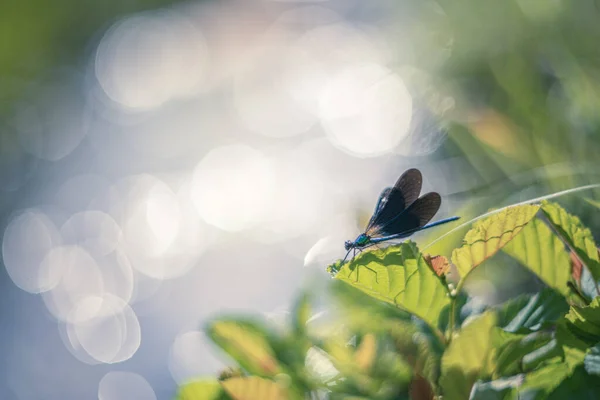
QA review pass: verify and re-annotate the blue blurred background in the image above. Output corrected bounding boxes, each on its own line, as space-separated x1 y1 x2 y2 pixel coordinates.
3 0 600 398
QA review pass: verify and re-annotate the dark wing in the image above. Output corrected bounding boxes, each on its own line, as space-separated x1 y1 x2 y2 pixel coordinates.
365 168 422 233
372 192 441 237
366 187 392 229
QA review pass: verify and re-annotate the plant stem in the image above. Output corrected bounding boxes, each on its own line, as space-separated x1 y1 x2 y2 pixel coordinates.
447 297 457 342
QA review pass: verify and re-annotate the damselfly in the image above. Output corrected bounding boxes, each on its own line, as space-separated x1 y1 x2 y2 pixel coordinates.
343 168 459 262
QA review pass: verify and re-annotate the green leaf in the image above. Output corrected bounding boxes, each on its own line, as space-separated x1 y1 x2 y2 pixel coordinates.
496 288 569 333
541 202 600 290
333 242 451 330
503 218 572 296
388 319 444 392
491 330 555 378
517 362 571 399
206 319 280 377
451 204 540 280
176 380 226 400
440 312 497 400
547 365 600 399
584 342 600 376
469 376 521 400
564 297 600 344
220 377 287 400
555 320 588 370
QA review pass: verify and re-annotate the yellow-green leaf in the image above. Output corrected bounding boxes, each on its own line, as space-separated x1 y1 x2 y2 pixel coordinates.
503 218 571 295
517 362 571 399
542 201 600 288
564 297 600 345
451 204 540 279
221 377 287 400
207 320 280 376
440 312 497 400
333 241 450 329
176 380 224 400
354 333 377 372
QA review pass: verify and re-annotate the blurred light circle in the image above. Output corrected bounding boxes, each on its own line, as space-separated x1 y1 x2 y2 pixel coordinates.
2 209 61 293
96 248 135 305
129 272 164 308
98 371 156 400
12 75 89 161
95 11 209 110
146 184 181 249
191 144 274 232
286 22 392 115
69 294 141 364
393 67 453 156
254 145 334 242
168 331 226 384
394 107 449 157
119 175 181 259
112 175 205 280
61 211 122 257
41 246 104 321
234 43 316 137
319 63 412 157
57 321 102 366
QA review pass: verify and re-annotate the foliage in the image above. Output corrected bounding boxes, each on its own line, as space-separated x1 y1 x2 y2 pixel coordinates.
176 201 600 399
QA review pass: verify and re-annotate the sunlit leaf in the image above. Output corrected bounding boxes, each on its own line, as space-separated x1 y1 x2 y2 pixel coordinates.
555 320 589 371
491 330 555 378
517 362 571 399
503 218 571 296
333 242 451 330
451 204 540 279
584 342 600 376
176 380 226 400
496 288 569 333
207 319 280 377
541 201 600 292
564 297 600 345
440 312 497 400
220 377 287 400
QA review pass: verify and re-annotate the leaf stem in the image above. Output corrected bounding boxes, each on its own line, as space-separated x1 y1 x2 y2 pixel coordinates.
447 279 465 342
447 297 457 342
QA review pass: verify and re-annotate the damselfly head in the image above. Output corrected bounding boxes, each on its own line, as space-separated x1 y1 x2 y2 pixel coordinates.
344 240 353 251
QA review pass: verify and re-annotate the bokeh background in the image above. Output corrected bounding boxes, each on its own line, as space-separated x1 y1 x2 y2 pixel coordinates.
3 0 600 398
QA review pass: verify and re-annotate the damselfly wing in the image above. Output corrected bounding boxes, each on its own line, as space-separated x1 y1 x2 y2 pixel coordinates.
343 168 459 262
